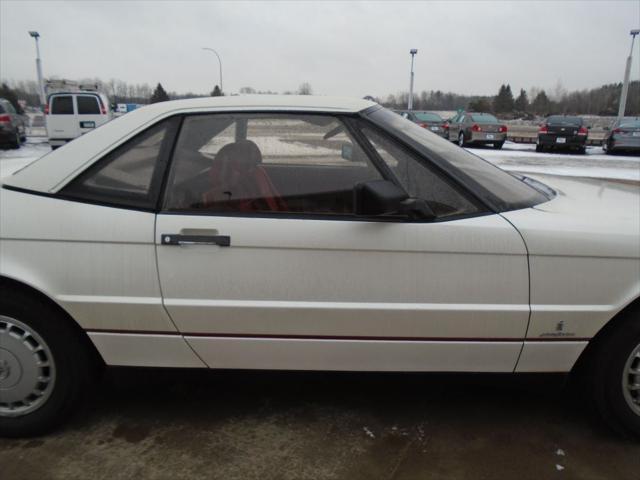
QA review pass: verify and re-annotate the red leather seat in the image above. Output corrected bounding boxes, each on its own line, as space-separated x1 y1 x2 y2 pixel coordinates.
202 140 287 212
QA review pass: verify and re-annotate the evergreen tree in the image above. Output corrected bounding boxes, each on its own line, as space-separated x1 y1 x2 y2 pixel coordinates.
493 84 514 113
211 85 223 97
0 83 25 114
468 98 492 112
531 90 551 115
150 83 170 103
514 89 529 112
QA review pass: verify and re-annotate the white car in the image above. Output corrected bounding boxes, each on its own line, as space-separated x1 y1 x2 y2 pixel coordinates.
1 96 639 437
45 91 112 149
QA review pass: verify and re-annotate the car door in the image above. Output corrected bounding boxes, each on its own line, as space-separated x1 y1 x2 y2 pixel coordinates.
155 112 529 372
47 94 79 140
76 94 104 136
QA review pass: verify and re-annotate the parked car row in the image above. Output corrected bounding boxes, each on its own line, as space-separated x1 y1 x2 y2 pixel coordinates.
396 110 640 155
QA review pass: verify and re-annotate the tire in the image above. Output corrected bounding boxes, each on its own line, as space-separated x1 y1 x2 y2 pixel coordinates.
535 144 543 153
10 132 20 149
0 289 93 437
577 146 586 155
589 308 640 438
493 142 504 150
458 132 466 148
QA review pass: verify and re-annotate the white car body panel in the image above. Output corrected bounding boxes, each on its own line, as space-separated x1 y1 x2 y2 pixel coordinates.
155 214 529 371
1 97 638 374
186 337 523 372
502 175 640 341
0 189 177 333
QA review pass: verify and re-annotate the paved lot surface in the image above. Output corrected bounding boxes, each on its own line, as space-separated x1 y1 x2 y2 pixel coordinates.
1 369 639 480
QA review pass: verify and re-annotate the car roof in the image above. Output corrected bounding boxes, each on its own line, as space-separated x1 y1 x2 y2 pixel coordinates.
3 95 378 193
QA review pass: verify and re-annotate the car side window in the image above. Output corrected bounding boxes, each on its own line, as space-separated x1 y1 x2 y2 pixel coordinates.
51 96 74 115
162 113 383 216
62 117 179 209
358 125 480 218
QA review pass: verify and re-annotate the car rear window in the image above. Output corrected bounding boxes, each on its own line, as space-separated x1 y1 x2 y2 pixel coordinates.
77 96 100 115
618 120 640 129
51 96 74 115
470 114 498 124
547 116 582 126
0 104 5 114
414 112 443 122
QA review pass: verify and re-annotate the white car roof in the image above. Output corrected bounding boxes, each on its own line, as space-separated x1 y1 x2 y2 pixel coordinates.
3 95 377 193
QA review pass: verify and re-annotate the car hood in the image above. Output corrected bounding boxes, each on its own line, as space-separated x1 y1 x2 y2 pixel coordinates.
501 173 640 258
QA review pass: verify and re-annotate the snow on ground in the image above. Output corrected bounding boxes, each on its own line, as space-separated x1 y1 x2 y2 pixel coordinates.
1 137 639 184
467 142 640 182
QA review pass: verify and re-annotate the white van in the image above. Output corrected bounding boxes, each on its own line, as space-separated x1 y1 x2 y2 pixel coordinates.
45 92 112 149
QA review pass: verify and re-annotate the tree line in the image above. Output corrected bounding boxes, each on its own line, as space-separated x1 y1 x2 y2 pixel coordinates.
377 81 639 117
0 78 315 110
2 76 637 117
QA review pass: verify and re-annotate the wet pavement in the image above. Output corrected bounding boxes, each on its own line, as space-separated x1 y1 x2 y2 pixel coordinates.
1 369 638 480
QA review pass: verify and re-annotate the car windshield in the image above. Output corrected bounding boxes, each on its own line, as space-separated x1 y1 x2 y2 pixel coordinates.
470 114 499 124
547 116 583 126
414 112 443 122
617 120 640 129
365 107 550 212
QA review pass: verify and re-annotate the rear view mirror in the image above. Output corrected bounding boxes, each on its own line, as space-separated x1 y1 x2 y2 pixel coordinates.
354 180 408 216
354 180 436 219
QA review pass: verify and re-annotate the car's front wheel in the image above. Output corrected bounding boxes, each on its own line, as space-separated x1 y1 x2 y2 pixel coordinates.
458 132 466 148
590 307 640 438
0 289 93 437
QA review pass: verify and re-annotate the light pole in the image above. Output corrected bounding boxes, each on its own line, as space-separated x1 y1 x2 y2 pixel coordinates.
202 47 223 94
408 49 418 110
617 29 639 120
28 31 46 108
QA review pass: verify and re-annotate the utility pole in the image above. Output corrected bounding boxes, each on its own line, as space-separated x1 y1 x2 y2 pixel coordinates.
617 29 639 120
408 49 418 110
28 31 46 108
202 47 223 94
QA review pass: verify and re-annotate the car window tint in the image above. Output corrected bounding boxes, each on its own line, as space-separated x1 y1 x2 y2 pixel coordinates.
360 125 480 218
62 118 177 209
0 103 5 114
163 114 383 215
51 96 74 115
77 96 100 115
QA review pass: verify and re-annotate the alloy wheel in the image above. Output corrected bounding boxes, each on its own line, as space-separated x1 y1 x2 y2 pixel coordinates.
0 316 56 417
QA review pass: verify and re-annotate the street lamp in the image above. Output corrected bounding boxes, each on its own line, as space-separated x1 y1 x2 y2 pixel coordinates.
408 49 418 110
202 47 223 94
28 31 46 108
617 29 640 120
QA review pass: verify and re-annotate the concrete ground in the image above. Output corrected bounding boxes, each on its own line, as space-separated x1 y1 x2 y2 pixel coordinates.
1 369 639 480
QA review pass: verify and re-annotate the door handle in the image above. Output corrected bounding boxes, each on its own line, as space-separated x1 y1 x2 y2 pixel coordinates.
161 234 230 247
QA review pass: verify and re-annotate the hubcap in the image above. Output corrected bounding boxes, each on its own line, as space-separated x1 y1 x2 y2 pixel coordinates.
0 316 56 417
623 342 640 417
459 134 464 147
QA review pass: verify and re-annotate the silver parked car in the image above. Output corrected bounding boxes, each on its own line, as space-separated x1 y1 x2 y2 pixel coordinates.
448 112 507 149
603 118 640 155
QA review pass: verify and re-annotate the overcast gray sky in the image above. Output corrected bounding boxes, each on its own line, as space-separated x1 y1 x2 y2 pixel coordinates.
1 0 639 98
